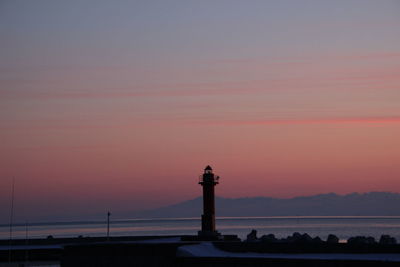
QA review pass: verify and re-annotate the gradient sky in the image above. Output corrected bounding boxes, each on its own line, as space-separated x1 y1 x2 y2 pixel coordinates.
1 0 400 223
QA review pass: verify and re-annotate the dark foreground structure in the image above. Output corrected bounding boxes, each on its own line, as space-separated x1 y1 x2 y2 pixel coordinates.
2 236 400 267
198 165 220 238
184 166 236 241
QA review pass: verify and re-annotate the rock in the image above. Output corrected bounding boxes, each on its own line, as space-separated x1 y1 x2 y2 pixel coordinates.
292 232 301 239
312 236 323 243
287 232 300 243
347 236 377 245
246 229 258 242
327 234 339 244
379 235 397 245
287 232 313 243
260 234 277 243
300 233 313 243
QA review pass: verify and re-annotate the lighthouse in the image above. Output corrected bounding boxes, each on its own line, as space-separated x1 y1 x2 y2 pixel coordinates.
198 165 220 237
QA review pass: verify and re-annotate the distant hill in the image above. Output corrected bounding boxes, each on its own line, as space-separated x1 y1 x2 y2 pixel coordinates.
129 192 400 218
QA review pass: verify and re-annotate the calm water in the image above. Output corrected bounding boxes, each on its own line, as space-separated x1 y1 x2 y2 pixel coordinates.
1 216 400 241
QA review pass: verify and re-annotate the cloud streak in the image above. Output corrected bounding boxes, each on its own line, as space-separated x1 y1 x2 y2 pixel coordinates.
194 116 400 126
2 51 399 101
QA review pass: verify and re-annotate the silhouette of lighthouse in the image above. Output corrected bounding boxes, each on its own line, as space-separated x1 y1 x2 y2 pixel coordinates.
198 165 220 237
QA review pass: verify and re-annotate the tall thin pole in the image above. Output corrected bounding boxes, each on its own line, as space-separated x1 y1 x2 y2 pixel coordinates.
8 177 15 263
25 221 29 264
107 211 111 241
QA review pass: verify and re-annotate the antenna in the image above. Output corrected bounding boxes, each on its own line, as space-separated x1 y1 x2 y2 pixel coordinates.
8 177 15 263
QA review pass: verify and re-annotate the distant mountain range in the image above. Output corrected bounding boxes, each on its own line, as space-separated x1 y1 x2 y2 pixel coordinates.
130 192 400 218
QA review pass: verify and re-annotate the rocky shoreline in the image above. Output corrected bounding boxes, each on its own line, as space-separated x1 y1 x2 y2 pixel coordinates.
245 229 397 245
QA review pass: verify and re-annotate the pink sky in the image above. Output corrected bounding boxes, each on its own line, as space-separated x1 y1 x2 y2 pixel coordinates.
0 1 400 222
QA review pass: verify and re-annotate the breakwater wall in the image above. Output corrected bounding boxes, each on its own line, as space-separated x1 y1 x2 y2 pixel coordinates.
2 236 400 266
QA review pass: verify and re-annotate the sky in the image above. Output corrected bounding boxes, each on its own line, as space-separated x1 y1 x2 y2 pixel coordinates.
1 0 400 223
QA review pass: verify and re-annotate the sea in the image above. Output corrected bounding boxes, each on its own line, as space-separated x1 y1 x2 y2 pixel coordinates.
1 216 400 242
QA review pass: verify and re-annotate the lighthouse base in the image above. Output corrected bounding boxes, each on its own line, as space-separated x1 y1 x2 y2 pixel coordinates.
181 233 239 241
197 230 221 238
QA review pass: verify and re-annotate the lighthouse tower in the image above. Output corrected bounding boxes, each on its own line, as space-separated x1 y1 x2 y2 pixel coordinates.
198 165 220 237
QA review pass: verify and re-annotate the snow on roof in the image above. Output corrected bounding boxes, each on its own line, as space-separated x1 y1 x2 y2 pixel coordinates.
176 242 400 262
